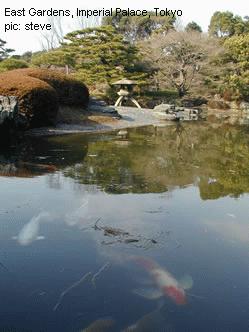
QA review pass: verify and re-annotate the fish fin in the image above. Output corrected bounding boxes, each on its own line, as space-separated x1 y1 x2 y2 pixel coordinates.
156 298 166 311
187 292 206 300
132 287 163 300
179 275 193 290
36 236 45 241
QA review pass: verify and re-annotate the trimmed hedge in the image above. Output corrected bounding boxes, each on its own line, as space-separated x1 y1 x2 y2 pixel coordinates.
0 71 58 127
0 68 89 128
13 68 89 106
0 58 29 72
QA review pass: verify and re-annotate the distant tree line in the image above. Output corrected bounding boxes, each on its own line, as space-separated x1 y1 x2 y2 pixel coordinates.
0 10 248 102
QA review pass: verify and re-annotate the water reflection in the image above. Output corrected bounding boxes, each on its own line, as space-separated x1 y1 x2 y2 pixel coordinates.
205 218 249 244
0 134 88 177
62 122 249 199
1 121 249 200
0 120 249 331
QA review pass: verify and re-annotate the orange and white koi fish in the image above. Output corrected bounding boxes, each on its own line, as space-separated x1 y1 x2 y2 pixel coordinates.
134 257 193 305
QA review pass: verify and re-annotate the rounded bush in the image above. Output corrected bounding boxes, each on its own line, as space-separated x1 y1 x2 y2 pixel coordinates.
0 58 29 72
0 68 89 128
13 68 89 106
0 71 58 127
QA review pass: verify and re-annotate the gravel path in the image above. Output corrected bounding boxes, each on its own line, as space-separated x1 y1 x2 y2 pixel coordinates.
27 106 172 136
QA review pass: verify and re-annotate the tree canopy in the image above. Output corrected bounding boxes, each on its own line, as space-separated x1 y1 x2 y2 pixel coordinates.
221 33 249 100
102 11 176 42
33 26 148 90
139 31 221 97
185 21 202 33
209 11 249 37
3 9 249 102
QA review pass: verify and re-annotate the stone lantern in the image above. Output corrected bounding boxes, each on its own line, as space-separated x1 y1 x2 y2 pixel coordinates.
112 78 141 108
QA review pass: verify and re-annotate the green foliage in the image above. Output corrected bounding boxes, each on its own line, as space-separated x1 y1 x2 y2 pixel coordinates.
0 38 14 61
102 11 175 42
26 11 248 102
221 33 249 100
224 33 249 70
20 51 33 63
209 11 249 38
63 26 149 88
31 50 75 67
31 26 149 95
185 21 202 33
0 58 29 72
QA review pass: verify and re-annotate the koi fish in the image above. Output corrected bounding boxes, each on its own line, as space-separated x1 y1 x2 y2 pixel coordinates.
122 305 174 332
13 212 50 246
82 318 115 332
133 257 193 305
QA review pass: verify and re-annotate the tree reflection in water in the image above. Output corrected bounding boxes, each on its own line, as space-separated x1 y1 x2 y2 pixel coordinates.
1 119 249 200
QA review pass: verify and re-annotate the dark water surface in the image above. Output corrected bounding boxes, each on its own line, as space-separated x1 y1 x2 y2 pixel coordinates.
0 121 249 332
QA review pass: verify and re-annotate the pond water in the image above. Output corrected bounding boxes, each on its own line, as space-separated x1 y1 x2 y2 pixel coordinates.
0 120 249 332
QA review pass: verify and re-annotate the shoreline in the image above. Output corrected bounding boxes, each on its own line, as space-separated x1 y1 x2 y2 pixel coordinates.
25 106 249 137
26 106 170 136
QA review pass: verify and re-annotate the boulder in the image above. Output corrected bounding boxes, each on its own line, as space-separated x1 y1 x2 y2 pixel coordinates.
0 96 18 125
153 103 175 113
181 97 207 107
153 112 177 120
240 102 249 111
174 107 185 112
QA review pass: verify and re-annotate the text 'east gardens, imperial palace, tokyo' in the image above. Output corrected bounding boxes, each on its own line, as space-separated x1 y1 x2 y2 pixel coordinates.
4 7 183 19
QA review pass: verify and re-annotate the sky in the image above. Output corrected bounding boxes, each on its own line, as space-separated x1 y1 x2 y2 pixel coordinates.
0 0 248 54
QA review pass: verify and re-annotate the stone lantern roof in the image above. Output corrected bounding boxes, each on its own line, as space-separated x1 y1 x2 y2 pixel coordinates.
112 78 137 85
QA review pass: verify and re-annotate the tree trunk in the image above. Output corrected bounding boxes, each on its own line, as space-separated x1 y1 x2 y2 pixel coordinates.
178 86 186 97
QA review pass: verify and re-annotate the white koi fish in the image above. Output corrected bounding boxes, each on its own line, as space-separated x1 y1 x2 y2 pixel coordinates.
134 257 193 305
13 212 50 246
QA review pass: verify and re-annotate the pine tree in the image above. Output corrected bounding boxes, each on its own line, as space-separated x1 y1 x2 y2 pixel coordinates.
0 38 14 61
61 25 148 86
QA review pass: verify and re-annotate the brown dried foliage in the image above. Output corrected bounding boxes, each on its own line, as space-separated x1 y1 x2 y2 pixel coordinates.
13 68 89 106
0 71 58 127
0 68 89 128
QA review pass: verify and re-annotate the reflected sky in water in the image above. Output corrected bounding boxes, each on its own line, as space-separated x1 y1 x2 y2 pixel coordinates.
0 122 249 331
